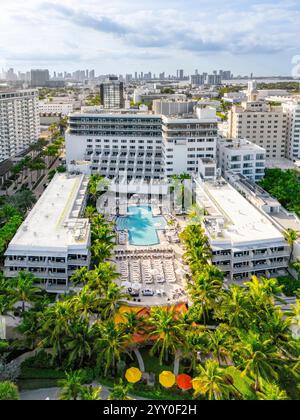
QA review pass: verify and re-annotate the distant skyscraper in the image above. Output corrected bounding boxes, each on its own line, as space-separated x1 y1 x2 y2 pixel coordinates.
30 69 50 87
100 76 125 109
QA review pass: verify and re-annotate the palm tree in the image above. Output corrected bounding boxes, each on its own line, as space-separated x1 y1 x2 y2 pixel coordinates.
70 266 89 287
257 382 288 400
39 300 74 363
64 320 94 368
234 330 281 391
204 327 233 366
87 263 120 293
284 229 299 263
108 380 133 400
85 205 98 220
71 286 99 319
91 240 114 265
94 320 131 376
193 360 233 400
215 286 250 328
100 282 128 320
188 268 223 325
80 385 102 400
59 371 84 401
12 271 41 312
0 295 15 316
148 307 187 364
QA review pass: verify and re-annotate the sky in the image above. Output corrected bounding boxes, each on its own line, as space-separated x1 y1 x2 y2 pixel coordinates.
0 0 300 76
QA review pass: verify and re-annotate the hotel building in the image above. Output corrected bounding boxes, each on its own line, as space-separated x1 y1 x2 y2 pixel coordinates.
0 89 40 163
282 101 300 161
4 173 91 293
217 137 266 182
194 177 290 282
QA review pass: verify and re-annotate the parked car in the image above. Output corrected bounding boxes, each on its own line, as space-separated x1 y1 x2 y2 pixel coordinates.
142 288 154 297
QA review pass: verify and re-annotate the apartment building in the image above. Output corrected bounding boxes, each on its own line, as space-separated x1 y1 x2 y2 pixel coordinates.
4 173 91 293
0 89 40 163
152 99 197 116
100 76 125 109
39 100 74 116
66 113 164 179
217 138 266 182
162 107 218 176
282 101 300 161
228 100 286 160
194 177 290 282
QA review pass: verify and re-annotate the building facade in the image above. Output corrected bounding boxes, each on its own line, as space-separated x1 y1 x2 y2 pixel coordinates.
194 177 290 282
162 107 218 176
4 173 91 293
0 89 40 163
282 101 300 161
228 101 286 160
66 113 164 179
100 77 125 109
217 138 266 182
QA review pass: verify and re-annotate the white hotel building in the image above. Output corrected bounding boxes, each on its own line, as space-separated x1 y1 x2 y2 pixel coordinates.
282 101 300 161
4 173 91 293
194 177 290 282
0 89 40 163
217 137 266 182
65 107 218 179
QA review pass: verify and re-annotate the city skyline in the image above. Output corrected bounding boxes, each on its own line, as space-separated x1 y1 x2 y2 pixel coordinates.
1 0 300 76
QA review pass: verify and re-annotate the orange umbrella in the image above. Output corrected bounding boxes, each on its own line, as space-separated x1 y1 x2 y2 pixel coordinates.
176 374 193 391
125 367 142 384
159 371 176 388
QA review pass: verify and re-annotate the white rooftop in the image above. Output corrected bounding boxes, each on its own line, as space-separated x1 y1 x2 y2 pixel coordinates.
6 173 90 254
197 179 285 246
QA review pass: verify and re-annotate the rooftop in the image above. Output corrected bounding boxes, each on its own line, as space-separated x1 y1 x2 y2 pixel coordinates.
6 173 90 254
195 178 284 246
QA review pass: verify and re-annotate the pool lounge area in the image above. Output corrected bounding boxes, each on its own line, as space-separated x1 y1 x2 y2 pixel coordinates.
116 205 167 246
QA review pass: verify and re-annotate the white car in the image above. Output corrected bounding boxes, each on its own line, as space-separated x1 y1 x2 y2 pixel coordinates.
142 288 154 297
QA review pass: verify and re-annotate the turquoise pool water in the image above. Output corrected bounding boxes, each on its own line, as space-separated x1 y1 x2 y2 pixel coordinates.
117 205 166 246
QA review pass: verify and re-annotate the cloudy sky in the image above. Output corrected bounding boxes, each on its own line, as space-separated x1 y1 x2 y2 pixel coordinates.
0 0 299 76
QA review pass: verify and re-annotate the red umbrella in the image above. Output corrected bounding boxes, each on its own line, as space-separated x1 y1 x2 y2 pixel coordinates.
176 374 193 391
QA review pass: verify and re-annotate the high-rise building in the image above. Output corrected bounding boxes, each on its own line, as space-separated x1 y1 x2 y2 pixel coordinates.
228 85 287 159
0 89 40 163
100 76 125 109
282 101 300 161
191 74 205 86
30 69 50 87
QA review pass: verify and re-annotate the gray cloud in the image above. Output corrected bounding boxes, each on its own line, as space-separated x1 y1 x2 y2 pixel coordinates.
41 3 130 35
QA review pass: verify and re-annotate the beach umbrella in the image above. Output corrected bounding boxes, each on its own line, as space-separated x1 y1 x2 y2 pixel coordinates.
132 283 141 290
159 371 176 388
176 374 193 391
125 367 142 384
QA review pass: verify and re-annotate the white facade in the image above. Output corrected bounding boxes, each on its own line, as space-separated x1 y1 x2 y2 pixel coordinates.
65 108 218 179
194 177 290 282
217 138 266 182
4 173 91 293
282 101 300 161
66 113 164 179
162 107 218 176
153 99 197 116
39 100 74 116
0 89 40 163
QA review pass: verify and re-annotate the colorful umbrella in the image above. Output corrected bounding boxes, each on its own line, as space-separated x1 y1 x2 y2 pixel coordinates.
125 367 142 384
159 371 176 388
176 374 193 391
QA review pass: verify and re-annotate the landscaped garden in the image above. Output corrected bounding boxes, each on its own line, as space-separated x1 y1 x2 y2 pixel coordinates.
1 175 300 400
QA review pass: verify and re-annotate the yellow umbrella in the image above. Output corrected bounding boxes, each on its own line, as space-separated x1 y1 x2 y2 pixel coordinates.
159 371 176 388
125 367 142 384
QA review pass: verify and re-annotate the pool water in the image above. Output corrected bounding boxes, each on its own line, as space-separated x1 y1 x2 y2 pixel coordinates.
117 206 166 246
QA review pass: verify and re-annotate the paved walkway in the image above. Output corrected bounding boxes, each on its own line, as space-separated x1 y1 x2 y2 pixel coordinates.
20 385 147 401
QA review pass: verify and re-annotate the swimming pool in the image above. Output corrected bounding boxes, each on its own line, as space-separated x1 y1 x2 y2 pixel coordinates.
117 205 166 246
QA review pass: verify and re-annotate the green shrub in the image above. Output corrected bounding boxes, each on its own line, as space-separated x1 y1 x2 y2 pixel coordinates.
0 381 20 400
